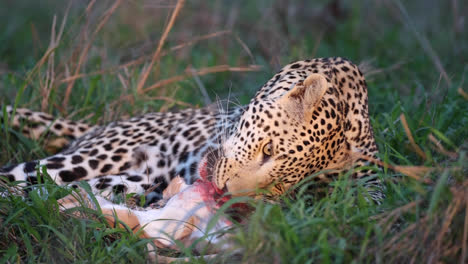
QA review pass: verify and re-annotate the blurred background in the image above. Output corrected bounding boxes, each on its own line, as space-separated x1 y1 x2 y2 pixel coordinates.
1 0 466 111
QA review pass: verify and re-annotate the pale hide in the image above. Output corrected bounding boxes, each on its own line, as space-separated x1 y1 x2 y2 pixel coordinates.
58 176 236 261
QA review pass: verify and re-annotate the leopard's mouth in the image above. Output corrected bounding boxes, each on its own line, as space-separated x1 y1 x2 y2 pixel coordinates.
199 148 229 195
198 147 220 183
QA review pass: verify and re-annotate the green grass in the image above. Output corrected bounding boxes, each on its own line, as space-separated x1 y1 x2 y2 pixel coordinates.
1 0 467 263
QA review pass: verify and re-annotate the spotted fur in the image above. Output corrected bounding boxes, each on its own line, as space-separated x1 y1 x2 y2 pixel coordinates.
0 57 383 204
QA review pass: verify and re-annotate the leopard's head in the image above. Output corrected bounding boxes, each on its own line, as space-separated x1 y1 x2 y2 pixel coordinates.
205 73 352 197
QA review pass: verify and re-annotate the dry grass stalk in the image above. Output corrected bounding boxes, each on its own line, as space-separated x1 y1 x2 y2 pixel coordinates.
52 102 67 116
400 113 427 160
458 87 468 100
169 30 231 52
428 134 459 159
63 0 123 111
462 197 468 264
190 68 212 105
142 64 261 94
10 6 69 116
58 30 232 84
434 193 462 260
432 180 467 262
373 200 422 233
85 0 97 14
234 34 255 63
109 64 261 109
356 153 433 183
59 69 115 84
158 85 182 112
381 179 468 263
382 214 430 254
19 35 64 104
40 15 57 112
124 30 233 75
143 96 193 108
117 73 129 92
67 106 94 122
136 0 185 94
40 5 69 112
451 181 468 264
393 166 433 183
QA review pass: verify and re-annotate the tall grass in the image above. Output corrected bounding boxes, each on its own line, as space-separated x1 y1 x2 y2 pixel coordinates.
1 0 467 262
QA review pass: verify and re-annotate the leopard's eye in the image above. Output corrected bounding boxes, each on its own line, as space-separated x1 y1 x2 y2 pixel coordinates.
262 142 273 156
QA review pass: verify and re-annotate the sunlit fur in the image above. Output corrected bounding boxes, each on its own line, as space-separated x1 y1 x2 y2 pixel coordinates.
1 57 383 204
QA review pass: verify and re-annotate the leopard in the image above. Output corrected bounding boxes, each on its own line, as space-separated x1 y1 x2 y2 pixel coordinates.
0 57 383 204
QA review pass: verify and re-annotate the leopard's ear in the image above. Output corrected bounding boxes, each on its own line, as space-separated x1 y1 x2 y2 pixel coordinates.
279 73 329 120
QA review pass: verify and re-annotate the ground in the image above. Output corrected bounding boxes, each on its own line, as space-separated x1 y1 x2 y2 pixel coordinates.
0 0 467 263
